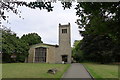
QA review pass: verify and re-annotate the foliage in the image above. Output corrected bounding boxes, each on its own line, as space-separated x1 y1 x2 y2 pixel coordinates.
1 26 43 63
0 0 74 21
61 2 72 10
1 26 29 63
75 2 120 63
72 40 84 62
75 2 120 43
0 1 54 20
81 34 118 63
21 33 43 46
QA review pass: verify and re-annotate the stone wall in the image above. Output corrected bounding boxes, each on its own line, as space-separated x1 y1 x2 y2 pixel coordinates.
58 23 71 63
28 43 57 63
28 47 35 63
46 46 56 63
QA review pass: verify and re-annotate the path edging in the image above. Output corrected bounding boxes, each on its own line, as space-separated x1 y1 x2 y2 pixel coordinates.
82 64 95 80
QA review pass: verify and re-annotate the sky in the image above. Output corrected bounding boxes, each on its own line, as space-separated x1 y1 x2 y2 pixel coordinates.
2 1 83 47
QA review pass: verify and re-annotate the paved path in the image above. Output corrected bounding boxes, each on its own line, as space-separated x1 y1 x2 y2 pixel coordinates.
62 63 92 80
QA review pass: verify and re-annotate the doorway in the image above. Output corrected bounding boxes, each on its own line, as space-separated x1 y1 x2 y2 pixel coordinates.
62 55 68 63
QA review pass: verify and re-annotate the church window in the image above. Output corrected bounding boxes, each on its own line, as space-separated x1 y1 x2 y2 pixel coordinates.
35 47 46 63
62 29 67 33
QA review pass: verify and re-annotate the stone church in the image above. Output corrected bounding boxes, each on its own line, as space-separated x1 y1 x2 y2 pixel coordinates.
28 23 71 63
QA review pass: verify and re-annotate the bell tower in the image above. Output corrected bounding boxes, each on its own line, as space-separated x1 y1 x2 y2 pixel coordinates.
58 23 71 63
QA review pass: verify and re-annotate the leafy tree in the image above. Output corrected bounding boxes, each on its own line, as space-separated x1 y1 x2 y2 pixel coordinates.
1 26 29 62
81 34 115 63
1 27 43 63
75 2 120 43
21 33 43 46
0 0 73 21
72 40 84 62
75 2 120 63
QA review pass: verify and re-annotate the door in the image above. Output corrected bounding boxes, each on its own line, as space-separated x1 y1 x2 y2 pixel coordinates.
62 55 68 63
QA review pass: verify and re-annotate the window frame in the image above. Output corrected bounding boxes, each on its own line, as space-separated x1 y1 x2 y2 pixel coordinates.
35 47 47 63
62 29 67 33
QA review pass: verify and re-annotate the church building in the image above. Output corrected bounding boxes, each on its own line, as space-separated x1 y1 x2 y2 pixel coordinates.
28 23 71 63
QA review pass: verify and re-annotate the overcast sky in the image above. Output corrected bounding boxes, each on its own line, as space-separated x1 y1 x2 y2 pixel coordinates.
2 1 83 47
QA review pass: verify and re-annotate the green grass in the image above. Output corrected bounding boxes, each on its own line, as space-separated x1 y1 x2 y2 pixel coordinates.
2 63 70 78
82 63 118 78
0 64 2 79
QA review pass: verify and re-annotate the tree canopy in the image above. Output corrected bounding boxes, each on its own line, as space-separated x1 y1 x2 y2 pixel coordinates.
73 2 120 63
1 26 29 62
21 33 43 46
72 40 84 62
0 1 73 20
75 2 120 43
1 26 43 63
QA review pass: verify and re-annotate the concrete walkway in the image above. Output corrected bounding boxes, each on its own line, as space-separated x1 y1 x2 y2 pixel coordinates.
62 63 93 80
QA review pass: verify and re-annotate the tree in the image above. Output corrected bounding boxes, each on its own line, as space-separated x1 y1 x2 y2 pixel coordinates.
21 33 43 46
75 2 120 43
81 34 115 63
1 26 29 62
1 28 43 63
0 1 54 20
0 0 73 21
75 2 120 63
72 40 84 62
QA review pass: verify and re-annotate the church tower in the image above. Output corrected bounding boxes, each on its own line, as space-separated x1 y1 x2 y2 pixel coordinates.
58 23 71 63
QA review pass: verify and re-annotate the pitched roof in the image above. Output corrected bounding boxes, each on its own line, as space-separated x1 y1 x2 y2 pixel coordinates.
30 43 59 48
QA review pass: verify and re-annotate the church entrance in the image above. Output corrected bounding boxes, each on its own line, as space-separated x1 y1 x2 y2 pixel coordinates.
62 55 68 63
35 47 47 63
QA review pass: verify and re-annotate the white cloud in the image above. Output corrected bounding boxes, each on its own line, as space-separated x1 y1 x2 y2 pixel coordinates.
2 1 83 47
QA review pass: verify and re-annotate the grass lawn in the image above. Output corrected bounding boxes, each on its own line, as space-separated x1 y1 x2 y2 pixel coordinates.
82 63 118 78
2 63 70 78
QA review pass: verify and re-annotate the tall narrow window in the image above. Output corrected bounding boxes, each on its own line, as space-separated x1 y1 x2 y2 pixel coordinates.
35 47 46 63
62 29 67 33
